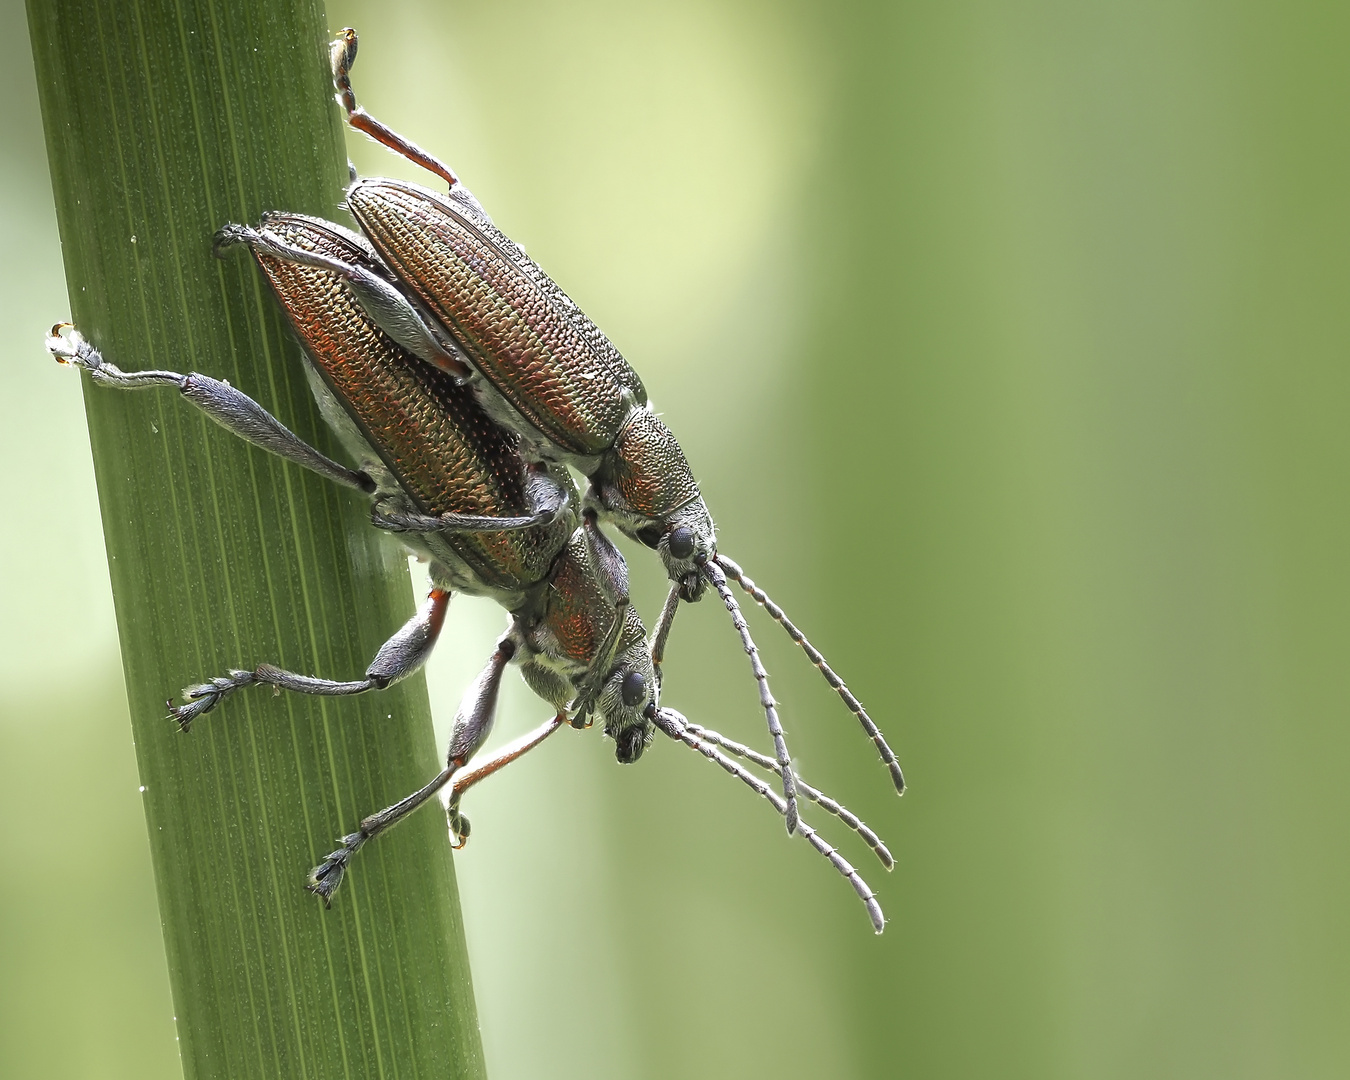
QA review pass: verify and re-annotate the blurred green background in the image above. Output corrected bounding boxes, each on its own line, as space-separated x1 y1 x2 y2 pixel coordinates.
4 0 1349 1077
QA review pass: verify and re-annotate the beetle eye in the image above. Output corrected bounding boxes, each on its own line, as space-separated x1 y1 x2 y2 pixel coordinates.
667 526 695 560
621 670 647 707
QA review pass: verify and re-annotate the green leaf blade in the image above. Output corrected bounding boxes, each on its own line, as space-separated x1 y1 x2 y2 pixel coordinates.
28 1 486 1077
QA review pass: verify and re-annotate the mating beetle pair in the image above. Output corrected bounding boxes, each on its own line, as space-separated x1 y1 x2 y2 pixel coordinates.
46 29 902 931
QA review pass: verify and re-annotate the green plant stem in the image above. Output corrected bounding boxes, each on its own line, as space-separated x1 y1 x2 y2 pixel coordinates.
27 1 485 1077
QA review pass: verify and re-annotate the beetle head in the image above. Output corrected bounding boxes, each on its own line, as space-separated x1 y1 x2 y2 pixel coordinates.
597 639 656 763
653 499 716 601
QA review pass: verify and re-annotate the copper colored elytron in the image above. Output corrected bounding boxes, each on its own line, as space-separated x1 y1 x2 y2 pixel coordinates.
245 213 575 593
347 179 639 458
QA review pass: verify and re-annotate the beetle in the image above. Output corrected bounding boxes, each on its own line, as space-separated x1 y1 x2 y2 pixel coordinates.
46 208 894 929
233 27 907 836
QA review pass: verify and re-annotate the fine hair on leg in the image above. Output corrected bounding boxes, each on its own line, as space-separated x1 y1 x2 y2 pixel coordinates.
310 639 514 903
169 589 450 730
307 762 458 905
46 323 374 495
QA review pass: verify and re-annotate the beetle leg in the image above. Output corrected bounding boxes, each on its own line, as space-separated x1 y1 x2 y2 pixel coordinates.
562 513 636 729
46 324 375 495
649 582 682 699
369 476 568 534
446 712 568 848
307 764 459 906
215 224 469 378
307 640 514 904
169 589 450 730
567 597 630 730
370 505 558 533
330 27 460 190
582 511 629 606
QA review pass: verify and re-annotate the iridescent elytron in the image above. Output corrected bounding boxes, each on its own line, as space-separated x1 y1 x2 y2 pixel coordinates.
43 29 903 932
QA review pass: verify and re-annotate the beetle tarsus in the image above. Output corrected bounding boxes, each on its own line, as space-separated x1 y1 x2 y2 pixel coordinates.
168 669 256 731
306 831 364 906
447 808 470 849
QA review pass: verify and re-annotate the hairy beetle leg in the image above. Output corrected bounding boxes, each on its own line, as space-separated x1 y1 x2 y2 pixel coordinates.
369 481 567 535
168 589 450 731
309 640 515 902
215 223 470 378
446 712 568 848
330 28 460 190
307 759 459 905
45 323 375 495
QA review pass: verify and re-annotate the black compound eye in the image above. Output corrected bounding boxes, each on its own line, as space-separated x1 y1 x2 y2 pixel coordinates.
620 670 647 707
667 526 695 561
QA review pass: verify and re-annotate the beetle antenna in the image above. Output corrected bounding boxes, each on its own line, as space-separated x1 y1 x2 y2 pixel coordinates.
700 559 799 834
682 719 893 870
651 707 884 933
714 553 905 796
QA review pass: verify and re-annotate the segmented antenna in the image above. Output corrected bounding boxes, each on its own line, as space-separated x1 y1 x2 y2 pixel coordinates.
701 559 799 835
652 707 884 933
683 720 893 871
714 553 905 795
